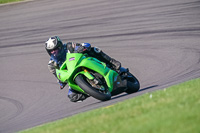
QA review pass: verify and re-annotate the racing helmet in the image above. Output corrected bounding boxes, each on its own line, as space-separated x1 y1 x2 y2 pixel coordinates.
45 36 64 57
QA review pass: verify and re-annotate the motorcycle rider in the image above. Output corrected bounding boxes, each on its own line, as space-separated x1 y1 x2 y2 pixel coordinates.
45 36 121 102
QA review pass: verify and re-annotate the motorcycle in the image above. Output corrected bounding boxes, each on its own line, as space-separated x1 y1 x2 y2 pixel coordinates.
56 52 140 101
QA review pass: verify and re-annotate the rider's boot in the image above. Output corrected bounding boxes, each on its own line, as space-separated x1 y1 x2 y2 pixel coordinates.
58 80 67 89
68 87 89 102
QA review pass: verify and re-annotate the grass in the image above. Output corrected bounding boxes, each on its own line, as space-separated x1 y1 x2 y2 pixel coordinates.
20 78 200 133
0 0 23 4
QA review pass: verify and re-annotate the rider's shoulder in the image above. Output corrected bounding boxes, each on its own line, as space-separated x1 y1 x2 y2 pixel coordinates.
82 43 91 48
63 43 68 50
65 42 91 49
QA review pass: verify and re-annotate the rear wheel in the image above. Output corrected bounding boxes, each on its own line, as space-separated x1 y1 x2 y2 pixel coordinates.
125 72 140 94
75 74 111 101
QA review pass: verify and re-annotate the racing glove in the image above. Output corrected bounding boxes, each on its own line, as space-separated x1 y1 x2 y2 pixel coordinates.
76 43 91 53
57 80 67 90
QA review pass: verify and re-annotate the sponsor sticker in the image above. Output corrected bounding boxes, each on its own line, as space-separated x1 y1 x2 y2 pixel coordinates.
69 57 75 61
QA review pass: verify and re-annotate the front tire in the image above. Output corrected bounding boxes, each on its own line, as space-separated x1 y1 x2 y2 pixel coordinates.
75 75 111 101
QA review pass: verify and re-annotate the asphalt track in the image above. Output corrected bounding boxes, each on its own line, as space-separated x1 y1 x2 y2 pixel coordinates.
0 0 200 132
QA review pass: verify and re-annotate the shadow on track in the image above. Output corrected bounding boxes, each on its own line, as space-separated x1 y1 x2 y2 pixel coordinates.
138 85 159 92
110 85 159 100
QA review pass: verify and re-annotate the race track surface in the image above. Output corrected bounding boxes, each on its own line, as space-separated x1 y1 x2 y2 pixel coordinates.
0 0 200 132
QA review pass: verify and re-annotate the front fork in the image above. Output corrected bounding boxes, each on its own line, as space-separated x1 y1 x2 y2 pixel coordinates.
74 68 94 81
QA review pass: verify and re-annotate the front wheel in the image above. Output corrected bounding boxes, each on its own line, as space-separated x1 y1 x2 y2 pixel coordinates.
75 75 111 101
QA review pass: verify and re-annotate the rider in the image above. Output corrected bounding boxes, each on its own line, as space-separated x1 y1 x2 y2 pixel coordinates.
45 36 121 102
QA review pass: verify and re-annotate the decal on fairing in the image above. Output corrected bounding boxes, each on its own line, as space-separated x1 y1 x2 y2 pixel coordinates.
69 57 75 61
59 73 61 78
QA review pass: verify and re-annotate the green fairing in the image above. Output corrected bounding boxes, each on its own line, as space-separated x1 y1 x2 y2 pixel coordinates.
56 53 118 93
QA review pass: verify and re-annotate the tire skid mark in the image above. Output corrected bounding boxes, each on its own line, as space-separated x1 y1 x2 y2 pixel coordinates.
66 27 200 40
155 48 200 86
0 96 23 124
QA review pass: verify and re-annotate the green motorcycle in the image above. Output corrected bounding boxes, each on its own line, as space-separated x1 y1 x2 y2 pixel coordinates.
56 53 140 101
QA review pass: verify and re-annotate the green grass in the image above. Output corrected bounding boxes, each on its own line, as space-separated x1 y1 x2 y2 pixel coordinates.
0 0 23 4
20 78 200 133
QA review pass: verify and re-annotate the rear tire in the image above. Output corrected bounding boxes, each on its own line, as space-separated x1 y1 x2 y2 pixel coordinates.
75 75 111 101
126 73 140 94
